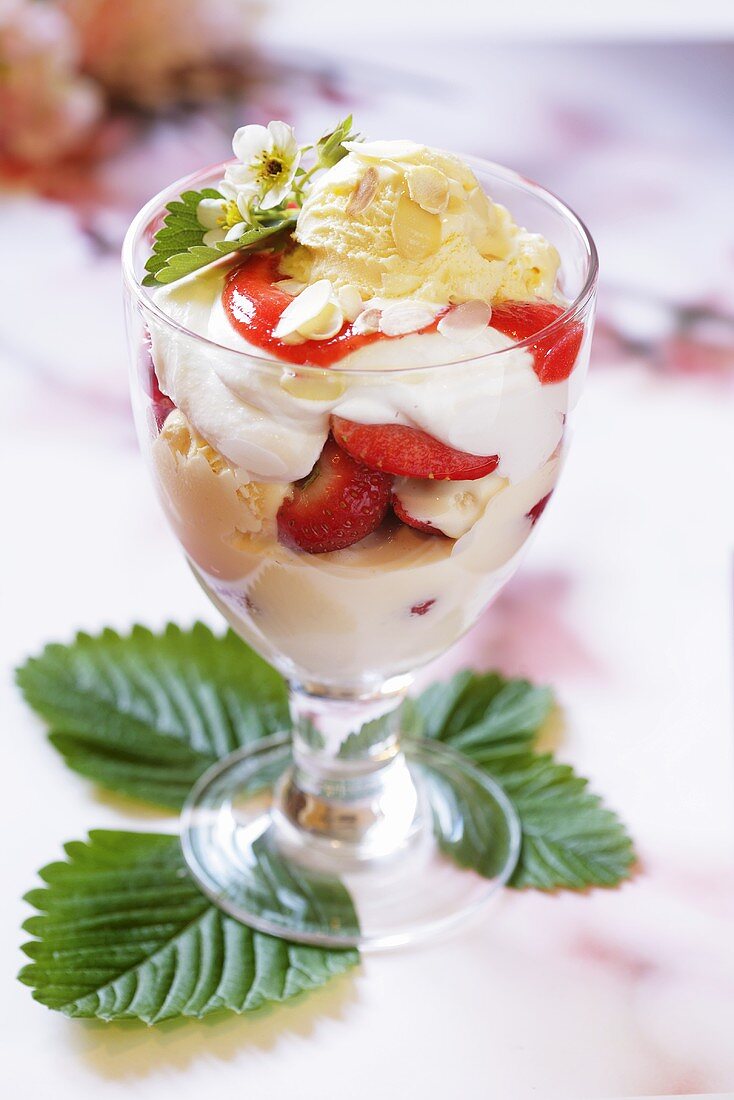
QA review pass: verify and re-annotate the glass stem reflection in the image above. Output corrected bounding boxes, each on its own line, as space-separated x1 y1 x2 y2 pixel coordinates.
275 680 421 859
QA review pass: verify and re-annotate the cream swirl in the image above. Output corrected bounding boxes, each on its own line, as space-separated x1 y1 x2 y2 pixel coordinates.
150 263 576 484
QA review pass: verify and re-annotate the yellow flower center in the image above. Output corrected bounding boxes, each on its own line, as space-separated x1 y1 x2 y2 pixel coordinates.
223 200 243 228
259 152 286 181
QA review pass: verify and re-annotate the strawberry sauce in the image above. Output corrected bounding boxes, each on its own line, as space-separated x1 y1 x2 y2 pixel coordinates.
223 252 443 367
223 252 386 366
222 251 582 382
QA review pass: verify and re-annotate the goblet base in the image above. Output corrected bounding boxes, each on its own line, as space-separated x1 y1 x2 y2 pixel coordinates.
181 734 520 949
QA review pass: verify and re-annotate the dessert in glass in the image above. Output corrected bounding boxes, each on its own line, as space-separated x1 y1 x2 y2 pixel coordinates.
122 121 597 947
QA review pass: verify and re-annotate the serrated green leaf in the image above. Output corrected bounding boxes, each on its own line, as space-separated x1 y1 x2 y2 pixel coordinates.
16 623 289 809
141 181 296 287
19 831 358 1023
147 243 230 284
316 115 360 169
17 629 635 891
405 670 633 889
493 753 636 889
407 670 552 758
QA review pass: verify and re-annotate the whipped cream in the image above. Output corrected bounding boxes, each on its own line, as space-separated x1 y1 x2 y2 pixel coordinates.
150 263 573 484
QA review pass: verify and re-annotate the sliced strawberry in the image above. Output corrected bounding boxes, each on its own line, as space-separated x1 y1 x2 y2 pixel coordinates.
277 435 391 553
391 491 442 535
491 301 584 384
140 343 175 429
527 492 553 525
331 416 498 481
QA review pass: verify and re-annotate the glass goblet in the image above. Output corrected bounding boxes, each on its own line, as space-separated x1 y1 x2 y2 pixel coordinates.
122 157 597 948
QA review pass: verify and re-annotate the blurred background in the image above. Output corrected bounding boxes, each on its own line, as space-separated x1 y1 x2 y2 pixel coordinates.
2 2 734 1098
2 1 733 419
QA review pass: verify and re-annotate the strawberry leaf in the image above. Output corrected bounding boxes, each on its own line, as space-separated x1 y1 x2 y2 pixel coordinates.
407 671 634 889
19 831 358 1023
141 187 296 287
16 623 289 809
17 627 635 890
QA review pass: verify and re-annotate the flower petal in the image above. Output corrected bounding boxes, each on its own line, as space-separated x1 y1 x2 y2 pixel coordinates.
196 197 227 229
224 222 247 241
259 164 299 210
218 179 238 200
232 123 271 162
202 227 227 246
259 186 288 210
267 120 298 155
223 162 258 191
235 192 254 221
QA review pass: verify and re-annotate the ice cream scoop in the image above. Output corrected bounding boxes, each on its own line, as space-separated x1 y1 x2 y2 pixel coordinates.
280 140 559 305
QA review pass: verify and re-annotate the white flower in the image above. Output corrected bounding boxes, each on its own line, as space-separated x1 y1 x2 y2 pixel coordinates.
224 120 301 210
196 189 254 247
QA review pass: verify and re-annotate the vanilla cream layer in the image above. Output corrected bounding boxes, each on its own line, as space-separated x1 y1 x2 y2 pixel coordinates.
151 413 560 683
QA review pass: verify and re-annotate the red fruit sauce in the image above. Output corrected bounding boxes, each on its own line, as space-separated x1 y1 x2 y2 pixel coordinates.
222 252 581 381
223 253 412 367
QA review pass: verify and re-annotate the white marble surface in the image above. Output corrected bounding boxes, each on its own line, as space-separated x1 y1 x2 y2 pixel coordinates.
2 36 734 1100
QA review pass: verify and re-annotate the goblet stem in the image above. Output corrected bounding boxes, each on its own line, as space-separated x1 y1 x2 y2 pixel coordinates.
275 678 422 861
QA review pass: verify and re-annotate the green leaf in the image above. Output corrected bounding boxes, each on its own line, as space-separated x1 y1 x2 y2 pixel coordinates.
141 185 296 287
406 670 634 890
315 115 360 169
16 623 289 809
17 630 635 891
338 714 393 759
19 831 358 1023
494 753 636 889
407 670 553 761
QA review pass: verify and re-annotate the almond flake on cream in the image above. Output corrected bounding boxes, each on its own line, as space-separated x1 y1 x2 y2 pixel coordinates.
391 192 442 261
273 279 344 342
343 139 424 164
437 300 492 341
338 284 364 321
352 307 381 335
405 165 450 215
273 278 306 296
379 300 441 337
346 166 380 216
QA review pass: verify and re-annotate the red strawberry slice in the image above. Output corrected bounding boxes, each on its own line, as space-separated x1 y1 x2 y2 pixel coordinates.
140 343 175 429
490 301 584 384
527 491 553 526
391 491 442 535
331 416 498 481
277 435 391 553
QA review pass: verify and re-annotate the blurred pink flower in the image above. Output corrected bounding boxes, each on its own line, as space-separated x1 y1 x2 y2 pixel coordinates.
62 0 262 108
0 0 102 164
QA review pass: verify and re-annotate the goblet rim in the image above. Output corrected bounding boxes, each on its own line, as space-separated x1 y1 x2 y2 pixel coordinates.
121 153 598 379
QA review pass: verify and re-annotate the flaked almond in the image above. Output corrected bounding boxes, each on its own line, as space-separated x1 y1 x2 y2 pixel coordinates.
391 192 442 261
300 301 344 341
437 300 492 342
352 307 381 335
273 278 306 296
343 139 422 163
338 284 365 321
346 166 379 216
379 300 439 337
280 370 346 401
272 279 338 338
405 165 450 214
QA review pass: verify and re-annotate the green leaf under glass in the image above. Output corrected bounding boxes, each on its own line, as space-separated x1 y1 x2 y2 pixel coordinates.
16 623 635 891
19 831 358 1023
16 623 289 809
